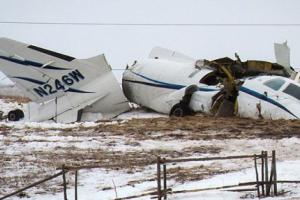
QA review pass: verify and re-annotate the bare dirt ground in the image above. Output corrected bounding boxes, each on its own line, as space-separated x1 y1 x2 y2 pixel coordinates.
1 112 300 198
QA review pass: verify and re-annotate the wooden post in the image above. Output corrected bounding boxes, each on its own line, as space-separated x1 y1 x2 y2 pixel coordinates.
162 158 167 200
272 150 277 196
261 151 265 196
75 170 78 200
264 151 269 196
267 153 275 196
254 154 260 197
62 164 68 200
157 157 162 200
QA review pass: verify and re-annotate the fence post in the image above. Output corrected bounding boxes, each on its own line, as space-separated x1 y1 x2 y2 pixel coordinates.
254 154 260 197
162 158 167 200
265 151 269 196
75 170 78 200
62 164 68 200
267 151 276 196
157 157 162 200
272 150 277 196
261 151 265 196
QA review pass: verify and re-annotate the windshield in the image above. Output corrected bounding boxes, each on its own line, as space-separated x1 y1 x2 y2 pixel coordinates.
283 83 300 101
263 78 285 91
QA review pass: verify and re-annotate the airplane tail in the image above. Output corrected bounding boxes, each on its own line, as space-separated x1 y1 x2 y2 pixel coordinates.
0 38 130 122
0 38 108 103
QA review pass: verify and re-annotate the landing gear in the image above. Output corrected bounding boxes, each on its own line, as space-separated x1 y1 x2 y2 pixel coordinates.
170 103 191 117
171 104 185 117
15 109 24 118
7 109 24 121
8 110 19 121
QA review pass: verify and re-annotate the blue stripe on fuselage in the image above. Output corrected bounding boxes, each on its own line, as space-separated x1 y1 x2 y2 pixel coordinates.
127 71 218 92
131 71 185 89
239 86 298 119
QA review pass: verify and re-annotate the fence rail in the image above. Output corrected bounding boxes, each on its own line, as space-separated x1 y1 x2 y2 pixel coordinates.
0 172 64 200
155 150 277 200
1 150 299 200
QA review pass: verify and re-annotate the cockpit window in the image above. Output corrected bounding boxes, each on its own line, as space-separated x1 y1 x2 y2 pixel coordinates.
283 83 300 101
199 73 219 86
263 78 285 91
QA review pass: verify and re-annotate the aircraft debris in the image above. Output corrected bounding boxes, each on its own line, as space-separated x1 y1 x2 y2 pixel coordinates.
123 43 300 119
0 38 130 123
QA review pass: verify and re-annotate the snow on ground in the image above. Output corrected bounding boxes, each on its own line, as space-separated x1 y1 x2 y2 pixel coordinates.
1 97 300 200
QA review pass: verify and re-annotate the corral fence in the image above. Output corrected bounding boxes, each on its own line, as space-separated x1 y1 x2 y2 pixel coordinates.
156 150 279 200
1 150 300 200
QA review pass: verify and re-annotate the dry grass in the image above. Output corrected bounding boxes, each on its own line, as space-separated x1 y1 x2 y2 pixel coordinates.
166 165 236 183
1 113 300 197
94 114 300 140
0 95 30 103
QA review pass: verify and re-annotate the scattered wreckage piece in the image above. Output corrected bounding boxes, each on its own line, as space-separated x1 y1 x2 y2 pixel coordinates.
0 38 130 123
123 43 299 120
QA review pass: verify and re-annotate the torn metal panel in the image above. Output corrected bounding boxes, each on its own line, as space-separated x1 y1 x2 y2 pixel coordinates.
274 41 291 70
203 56 290 80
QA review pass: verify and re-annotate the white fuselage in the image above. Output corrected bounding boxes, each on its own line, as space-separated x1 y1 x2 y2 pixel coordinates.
122 59 219 114
237 76 300 119
122 46 300 120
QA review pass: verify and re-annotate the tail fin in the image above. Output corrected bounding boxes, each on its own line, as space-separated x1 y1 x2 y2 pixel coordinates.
274 41 292 74
0 38 110 103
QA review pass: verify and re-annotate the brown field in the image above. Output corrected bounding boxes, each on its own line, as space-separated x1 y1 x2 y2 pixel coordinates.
1 112 300 198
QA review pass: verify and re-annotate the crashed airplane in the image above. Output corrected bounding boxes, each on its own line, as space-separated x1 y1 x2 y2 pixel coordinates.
0 38 130 123
122 43 300 120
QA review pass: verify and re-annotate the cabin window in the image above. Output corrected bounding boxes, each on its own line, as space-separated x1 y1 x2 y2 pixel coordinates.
283 83 300 101
263 78 285 91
